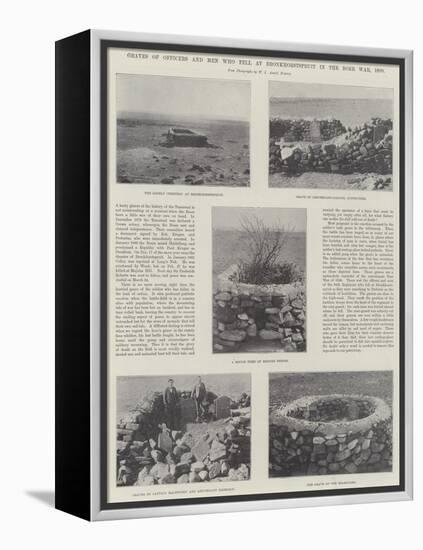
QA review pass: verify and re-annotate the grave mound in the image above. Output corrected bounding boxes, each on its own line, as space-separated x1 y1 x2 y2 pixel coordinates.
269 394 392 477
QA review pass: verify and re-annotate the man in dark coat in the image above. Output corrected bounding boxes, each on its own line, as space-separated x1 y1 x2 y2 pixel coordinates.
191 376 207 422
163 378 179 429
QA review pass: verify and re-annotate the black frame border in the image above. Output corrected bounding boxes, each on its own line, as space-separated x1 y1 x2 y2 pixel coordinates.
55 30 92 521
100 39 406 512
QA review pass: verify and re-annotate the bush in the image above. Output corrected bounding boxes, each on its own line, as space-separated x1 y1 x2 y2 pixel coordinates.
235 215 302 285
238 260 302 285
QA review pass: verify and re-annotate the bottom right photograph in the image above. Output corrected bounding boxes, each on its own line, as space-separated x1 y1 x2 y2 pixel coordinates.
269 371 393 478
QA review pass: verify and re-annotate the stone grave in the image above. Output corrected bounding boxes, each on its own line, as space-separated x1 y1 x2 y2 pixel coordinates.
310 120 322 142
180 397 197 425
214 395 231 420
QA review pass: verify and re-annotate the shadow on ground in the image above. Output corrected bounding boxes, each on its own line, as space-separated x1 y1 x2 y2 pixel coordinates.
26 490 55 508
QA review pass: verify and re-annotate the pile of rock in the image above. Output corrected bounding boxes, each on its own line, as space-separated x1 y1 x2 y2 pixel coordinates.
213 264 306 353
117 391 165 445
269 118 393 177
117 396 251 486
269 395 392 477
269 118 346 142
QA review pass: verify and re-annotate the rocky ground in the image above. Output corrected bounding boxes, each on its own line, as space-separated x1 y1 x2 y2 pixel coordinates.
269 117 393 191
269 417 392 477
269 171 392 191
117 393 251 486
117 119 250 186
118 154 250 186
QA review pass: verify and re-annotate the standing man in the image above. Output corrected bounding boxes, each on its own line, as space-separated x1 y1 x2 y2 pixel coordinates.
191 376 207 422
163 378 179 430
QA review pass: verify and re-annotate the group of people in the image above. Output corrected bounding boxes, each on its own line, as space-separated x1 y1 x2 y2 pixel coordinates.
163 376 207 429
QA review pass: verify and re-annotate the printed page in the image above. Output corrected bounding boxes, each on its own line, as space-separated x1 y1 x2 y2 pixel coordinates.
104 45 401 505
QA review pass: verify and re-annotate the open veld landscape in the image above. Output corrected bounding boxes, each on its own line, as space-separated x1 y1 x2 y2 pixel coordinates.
117 115 250 186
269 371 393 411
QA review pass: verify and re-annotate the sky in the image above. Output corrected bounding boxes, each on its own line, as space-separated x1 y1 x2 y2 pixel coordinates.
117 74 251 121
117 374 250 416
212 207 306 232
270 81 393 100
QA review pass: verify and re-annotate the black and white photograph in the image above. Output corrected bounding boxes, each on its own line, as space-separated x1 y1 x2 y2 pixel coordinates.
116 74 250 186
269 371 393 478
212 206 306 353
269 82 393 191
116 374 251 486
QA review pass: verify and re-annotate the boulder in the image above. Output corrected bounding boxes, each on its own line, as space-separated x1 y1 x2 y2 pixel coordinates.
191 461 205 473
265 307 280 315
258 329 280 340
208 462 221 479
150 462 170 480
151 450 164 463
215 292 232 301
220 461 230 475
159 473 176 484
136 475 155 486
344 462 358 474
174 462 191 477
189 472 201 483
177 474 189 484
192 438 211 462
180 452 194 464
220 329 247 342
237 313 249 321
173 444 188 460
209 443 227 462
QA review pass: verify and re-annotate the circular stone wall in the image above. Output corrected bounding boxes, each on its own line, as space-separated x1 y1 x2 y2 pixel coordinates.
269 395 392 477
213 264 306 353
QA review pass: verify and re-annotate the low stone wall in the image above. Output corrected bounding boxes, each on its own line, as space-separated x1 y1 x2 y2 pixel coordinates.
213 264 306 352
269 118 392 178
269 395 392 477
269 118 346 142
117 392 251 486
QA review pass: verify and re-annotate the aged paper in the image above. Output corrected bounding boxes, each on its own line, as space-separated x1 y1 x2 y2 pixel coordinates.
105 45 401 505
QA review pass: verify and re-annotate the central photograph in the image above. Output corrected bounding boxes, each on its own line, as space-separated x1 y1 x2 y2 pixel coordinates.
212 206 307 353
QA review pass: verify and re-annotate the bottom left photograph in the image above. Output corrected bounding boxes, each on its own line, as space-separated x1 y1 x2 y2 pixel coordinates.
116 373 251 487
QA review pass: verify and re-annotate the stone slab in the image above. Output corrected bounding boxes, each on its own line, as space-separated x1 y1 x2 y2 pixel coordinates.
192 437 211 462
215 395 231 420
180 398 197 425
158 431 173 455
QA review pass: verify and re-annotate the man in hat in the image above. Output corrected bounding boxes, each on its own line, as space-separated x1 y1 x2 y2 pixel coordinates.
163 378 179 430
191 376 207 422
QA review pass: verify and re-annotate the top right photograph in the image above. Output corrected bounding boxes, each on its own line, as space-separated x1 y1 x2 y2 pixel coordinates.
268 82 393 191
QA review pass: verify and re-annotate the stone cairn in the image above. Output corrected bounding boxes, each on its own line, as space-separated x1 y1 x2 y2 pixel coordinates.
269 395 392 477
269 117 393 183
213 264 306 353
117 392 251 486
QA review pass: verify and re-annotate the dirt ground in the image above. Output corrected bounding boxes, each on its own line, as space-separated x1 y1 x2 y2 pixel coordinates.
269 171 393 191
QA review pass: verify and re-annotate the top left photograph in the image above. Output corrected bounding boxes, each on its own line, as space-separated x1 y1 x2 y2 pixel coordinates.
116 74 251 187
